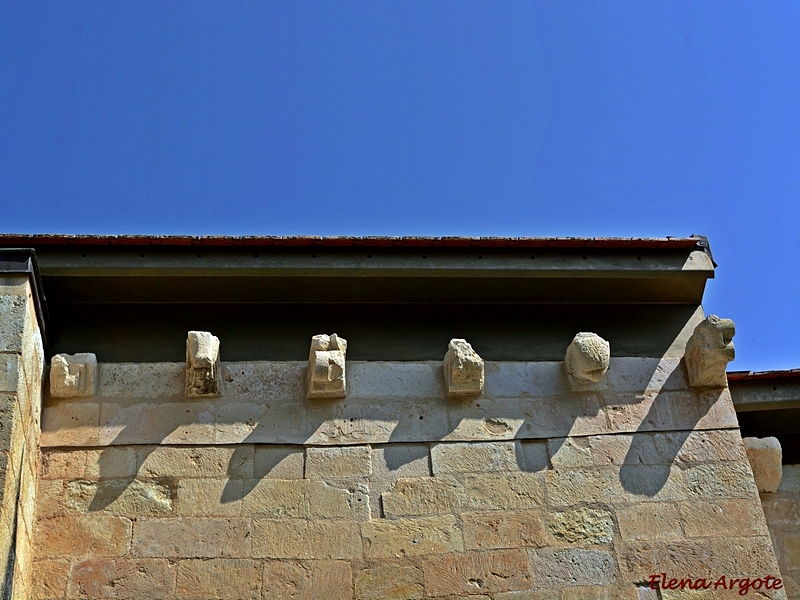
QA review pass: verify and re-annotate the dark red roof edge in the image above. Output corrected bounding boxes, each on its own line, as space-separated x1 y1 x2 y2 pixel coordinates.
0 234 703 250
727 369 800 383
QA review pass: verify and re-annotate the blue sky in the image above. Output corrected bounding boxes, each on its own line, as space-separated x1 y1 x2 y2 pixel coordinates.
1 2 798 371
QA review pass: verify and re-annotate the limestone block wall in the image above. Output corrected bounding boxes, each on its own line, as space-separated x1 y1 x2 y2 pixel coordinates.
763 465 800 598
31 359 786 599
0 276 45 599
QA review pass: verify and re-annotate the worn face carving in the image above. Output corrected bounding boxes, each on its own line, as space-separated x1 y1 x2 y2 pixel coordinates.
443 338 484 397
186 331 221 397
50 353 97 398
307 333 347 399
565 332 610 391
684 315 735 388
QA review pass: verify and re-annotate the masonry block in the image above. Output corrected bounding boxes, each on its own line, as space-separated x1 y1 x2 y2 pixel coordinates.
68 558 176 600
431 441 520 474
132 518 251 558
252 519 362 559
262 560 353 600
463 472 545 510
381 475 464 517
361 515 464 558
547 507 614 544
423 549 533 596
240 479 308 518
34 516 132 558
529 548 616 589
354 565 423 600
176 559 260 600
461 509 547 550
305 445 371 479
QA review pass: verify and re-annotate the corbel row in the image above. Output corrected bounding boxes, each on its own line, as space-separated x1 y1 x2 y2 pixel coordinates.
48 315 736 400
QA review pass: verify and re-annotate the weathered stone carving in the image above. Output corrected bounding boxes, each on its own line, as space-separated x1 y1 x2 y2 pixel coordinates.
307 334 347 399
684 315 735 388
743 437 782 493
565 332 610 391
49 353 97 398
186 331 221 398
443 339 484 397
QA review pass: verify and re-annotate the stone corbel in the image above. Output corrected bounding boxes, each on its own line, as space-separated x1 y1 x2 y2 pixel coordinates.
565 332 610 391
443 339 484 397
684 315 735 388
743 437 782 493
307 333 347 399
186 331 222 398
49 353 97 398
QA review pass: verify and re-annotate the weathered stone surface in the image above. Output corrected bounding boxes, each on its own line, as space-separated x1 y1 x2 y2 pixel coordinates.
617 503 683 541
0 353 19 394
97 401 216 446
354 565 422 600
549 437 593 468
36 479 64 519
684 315 735 388
382 475 463 517
423 550 533 596
65 479 173 516
547 507 614 544
528 548 615 588
185 331 221 398
262 560 353 600
50 353 97 398
518 441 549 472
431 441 520 474
84 447 138 479
361 515 463 558
41 401 102 446
565 333 610 391
178 478 242 516
308 480 370 521
783 534 800 570
305 445 371 479
252 519 361 559
462 510 547 550
679 499 768 538
31 559 70 600
779 464 800 493
652 429 747 464
68 558 176 600
463 472 545 510
34 516 132 558
684 462 759 499
444 338 484 397
132 518 251 558
619 536 781 581
138 445 253 479
176 559 260 600
494 591 561 600
743 436 782 493
240 479 308 518
546 468 621 506
307 333 347 399
254 445 304 479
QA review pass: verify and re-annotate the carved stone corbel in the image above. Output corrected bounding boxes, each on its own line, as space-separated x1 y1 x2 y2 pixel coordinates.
684 315 735 388
565 332 610 391
50 353 97 398
443 339 484 397
186 331 221 398
307 333 347 399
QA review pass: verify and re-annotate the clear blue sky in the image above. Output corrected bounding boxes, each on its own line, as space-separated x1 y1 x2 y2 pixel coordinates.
1 2 798 371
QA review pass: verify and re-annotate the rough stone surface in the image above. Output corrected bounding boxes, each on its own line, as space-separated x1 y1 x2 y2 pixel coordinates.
307 333 347 399
354 565 423 600
547 507 614 544
684 315 735 388
565 333 610 391
361 515 463 558
462 510 547 550
382 475 464 517
68 558 176 600
423 549 533 596
132 518 251 558
176 558 260 600
185 330 221 398
617 503 683 541
432 441 520 474
252 519 362 559
262 560 353 600
744 437 783 493
34 516 132 558
305 445 371 479
50 352 97 398
444 338 484 397
528 548 616 588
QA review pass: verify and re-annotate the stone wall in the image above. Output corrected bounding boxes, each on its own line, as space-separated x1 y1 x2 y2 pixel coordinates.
27 357 788 599
763 465 800 599
0 275 45 599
